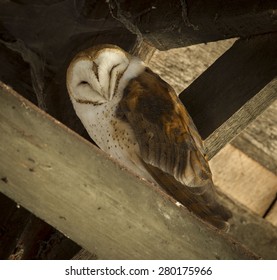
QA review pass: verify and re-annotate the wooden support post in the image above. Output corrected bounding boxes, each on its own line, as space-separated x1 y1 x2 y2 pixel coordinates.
0 82 259 260
179 33 277 159
108 0 277 49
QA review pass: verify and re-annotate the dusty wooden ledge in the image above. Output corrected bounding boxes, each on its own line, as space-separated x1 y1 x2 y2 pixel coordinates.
0 82 259 260
179 33 277 159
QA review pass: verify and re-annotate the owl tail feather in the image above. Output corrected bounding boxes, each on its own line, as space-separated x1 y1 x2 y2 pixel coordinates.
143 163 232 231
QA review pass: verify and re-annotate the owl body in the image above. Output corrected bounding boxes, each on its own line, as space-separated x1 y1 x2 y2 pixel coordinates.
68 48 151 179
67 44 231 230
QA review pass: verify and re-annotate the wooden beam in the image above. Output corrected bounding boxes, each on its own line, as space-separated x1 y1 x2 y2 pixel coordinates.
0 82 258 260
73 191 277 260
232 100 277 174
108 0 277 49
210 145 277 217
179 33 277 159
73 146 277 260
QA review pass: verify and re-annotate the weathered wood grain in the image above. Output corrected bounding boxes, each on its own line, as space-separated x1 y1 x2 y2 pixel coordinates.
217 190 277 260
179 33 277 159
0 82 259 260
210 145 277 217
149 39 236 94
74 191 277 260
232 100 277 175
204 79 277 159
210 145 277 258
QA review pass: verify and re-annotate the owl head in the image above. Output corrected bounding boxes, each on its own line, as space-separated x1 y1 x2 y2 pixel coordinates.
66 44 145 107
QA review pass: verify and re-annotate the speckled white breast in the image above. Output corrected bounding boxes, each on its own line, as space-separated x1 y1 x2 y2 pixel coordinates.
71 96 152 181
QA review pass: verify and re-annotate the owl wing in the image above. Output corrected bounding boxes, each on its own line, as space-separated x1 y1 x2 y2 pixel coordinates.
120 67 231 230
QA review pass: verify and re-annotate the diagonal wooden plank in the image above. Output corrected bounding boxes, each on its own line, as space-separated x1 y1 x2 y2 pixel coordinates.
232 100 277 175
0 82 258 260
179 33 277 159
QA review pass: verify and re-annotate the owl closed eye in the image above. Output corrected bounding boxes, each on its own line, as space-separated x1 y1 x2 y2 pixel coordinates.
66 44 231 231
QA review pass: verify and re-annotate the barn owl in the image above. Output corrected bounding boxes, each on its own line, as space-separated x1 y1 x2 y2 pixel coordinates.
66 44 231 230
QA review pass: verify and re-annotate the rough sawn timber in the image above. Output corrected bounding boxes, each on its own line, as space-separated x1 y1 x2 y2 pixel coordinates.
0 82 257 260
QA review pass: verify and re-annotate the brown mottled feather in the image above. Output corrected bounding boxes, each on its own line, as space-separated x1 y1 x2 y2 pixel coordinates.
120 67 231 230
